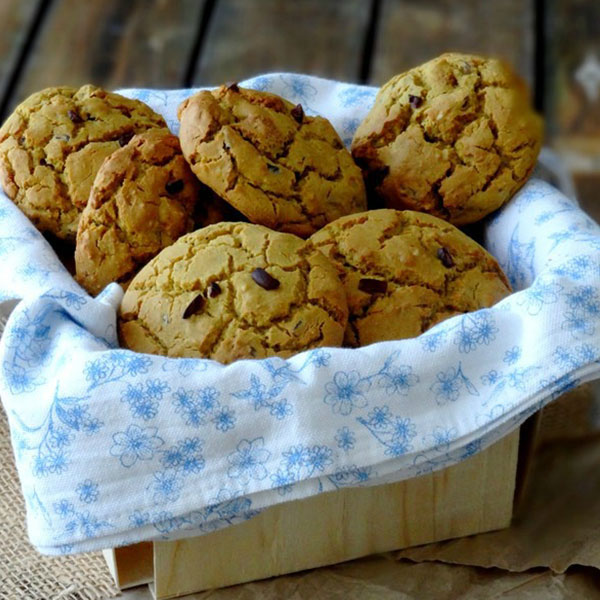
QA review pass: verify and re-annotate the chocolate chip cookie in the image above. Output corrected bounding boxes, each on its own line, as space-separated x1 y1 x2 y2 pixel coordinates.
0 85 167 240
310 209 511 347
177 85 367 237
119 222 349 363
352 53 542 225
75 129 203 295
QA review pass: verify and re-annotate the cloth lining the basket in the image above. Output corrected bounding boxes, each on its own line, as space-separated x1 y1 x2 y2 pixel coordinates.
0 74 599 555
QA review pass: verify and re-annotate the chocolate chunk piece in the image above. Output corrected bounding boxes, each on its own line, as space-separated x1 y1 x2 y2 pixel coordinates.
291 104 304 123
68 110 83 123
182 294 205 319
165 179 184 194
358 278 388 294
251 268 280 290
227 82 240 92
118 132 134 147
408 95 423 109
437 246 455 268
267 163 279 173
207 282 221 298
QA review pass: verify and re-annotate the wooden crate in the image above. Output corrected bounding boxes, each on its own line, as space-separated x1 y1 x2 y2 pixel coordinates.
104 429 520 598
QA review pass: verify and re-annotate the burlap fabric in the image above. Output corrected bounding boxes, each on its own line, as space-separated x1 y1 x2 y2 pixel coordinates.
0 310 119 600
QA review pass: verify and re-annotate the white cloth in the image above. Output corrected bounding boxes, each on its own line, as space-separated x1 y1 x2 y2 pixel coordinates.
0 74 599 555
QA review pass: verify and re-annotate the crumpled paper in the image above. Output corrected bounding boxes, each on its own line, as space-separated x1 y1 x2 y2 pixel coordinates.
397 432 600 573
1 74 599 555
174 561 600 600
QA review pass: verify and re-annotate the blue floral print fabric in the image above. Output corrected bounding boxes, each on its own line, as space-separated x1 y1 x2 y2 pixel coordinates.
0 74 599 555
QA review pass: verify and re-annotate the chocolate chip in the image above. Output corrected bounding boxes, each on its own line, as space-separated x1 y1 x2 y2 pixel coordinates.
165 179 184 194
267 163 279 173
408 95 423 109
19 136 25 144
118 132 134 147
207 282 221 298
291 104 304 123
39 158 47 166
358 278 387 294
227 82 240 92
251 268 280 290
68 110 83 123
182 294 205 319
437 247 454 268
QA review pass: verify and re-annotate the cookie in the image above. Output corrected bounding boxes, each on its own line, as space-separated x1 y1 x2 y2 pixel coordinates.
351 53 542 225
309 209 511 347
0 85 167 240
177 85 367 237
75 129 202 295
119 222 348 363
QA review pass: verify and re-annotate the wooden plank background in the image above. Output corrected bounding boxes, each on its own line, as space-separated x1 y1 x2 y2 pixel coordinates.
0 0 597 217
194 0 372 85
370 0 534 86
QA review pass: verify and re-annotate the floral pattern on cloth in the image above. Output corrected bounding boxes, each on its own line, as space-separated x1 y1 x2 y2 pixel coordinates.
0 74 599 555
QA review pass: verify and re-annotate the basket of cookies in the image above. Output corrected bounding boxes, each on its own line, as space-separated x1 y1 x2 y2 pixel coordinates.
0 53 599 593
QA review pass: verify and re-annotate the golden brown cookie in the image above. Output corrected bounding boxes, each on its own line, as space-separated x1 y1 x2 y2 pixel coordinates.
351 53 542 225
177 85 367 237
75 129 203 295
0 85 167 240
309 209 511 347
119 222 349 363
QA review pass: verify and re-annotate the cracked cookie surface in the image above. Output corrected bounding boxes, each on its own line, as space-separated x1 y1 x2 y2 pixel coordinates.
118 222 349 363
351 53 542 225
75 129 204 296
309 209 511 347
177 85 367 238
0 85 167 240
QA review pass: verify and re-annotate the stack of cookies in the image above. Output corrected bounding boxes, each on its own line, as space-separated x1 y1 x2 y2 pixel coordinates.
0 53 542 364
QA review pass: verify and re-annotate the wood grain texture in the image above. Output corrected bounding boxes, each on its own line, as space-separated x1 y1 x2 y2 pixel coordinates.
151 431 519 598
11 0 205 110
545 0 600 139
544 0 600 218
103 544 154 590
0 0 39 99
193 0 371 85
370 0 535 87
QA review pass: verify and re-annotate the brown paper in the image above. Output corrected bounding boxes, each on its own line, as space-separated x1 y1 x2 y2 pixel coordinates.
121 560 600 600
397 436 600 573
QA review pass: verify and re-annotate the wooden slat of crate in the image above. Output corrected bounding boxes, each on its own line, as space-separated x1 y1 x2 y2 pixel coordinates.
150 430 519 599
369 0 535 86
193 0 372 86
103 543 154 590
9 0 206 111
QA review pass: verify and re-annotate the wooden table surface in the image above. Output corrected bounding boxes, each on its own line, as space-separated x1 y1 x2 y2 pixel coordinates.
0 0 598 216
